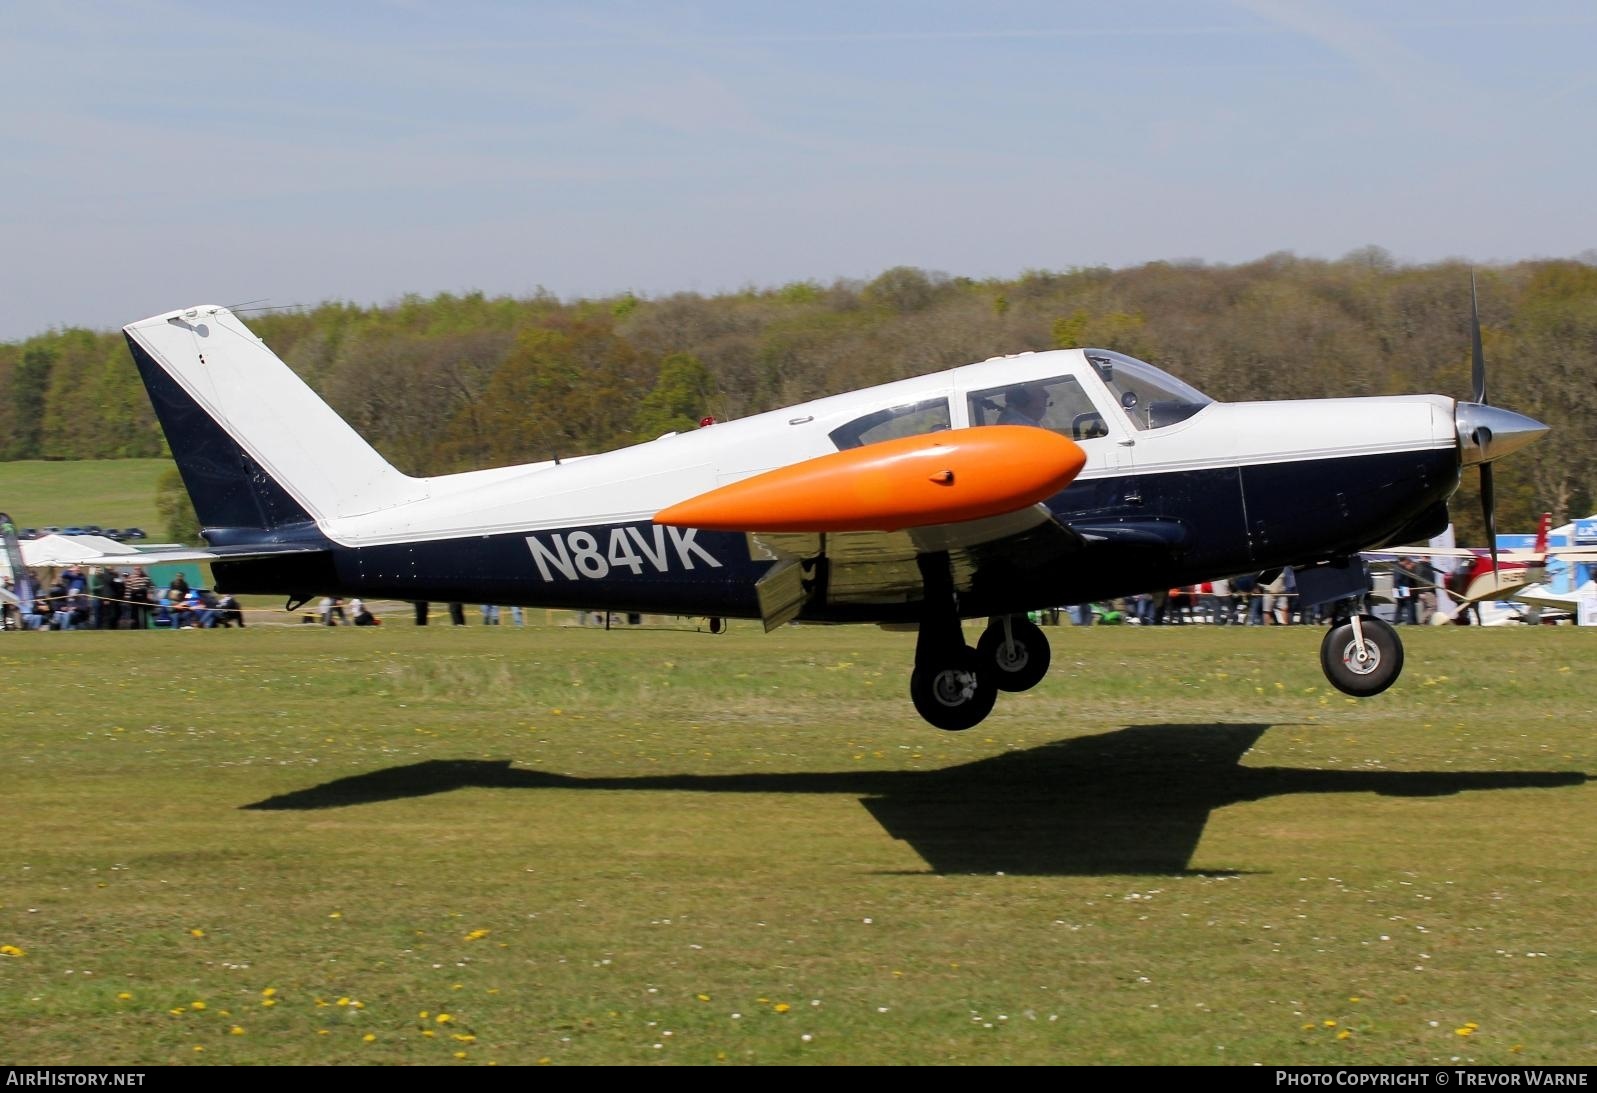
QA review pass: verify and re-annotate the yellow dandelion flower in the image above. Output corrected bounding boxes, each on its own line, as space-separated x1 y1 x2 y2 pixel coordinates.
453 1051 467 1059
419 1011 430 1020
464 929 490 941
1322 1019 1336 1027
191 1001 206 1011
262 987 277 998
116 992 133 1001
1348 996 1361 1003
337 997 351 1007
1455 1027 1475 1037
774 1003 791 1014
0 944 25 958
362 1033 376 1043
351 1001 365 1010
169 1008 187 1016
1337 1030 1352 1041
436 1013 454 1024
229 1025 244 1036
453 1033 476 1044
315 998 329 1007
451 983 463 991
317 1029 329 1036
328 912 342 919
537 1057 551 1066
421 1030 436 1039
697 993 711 1002
189 929 204 938
192 1046 204 1053
262 999 277 1007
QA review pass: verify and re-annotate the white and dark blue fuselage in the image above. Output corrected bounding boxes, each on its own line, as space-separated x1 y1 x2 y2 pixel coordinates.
124 309 1467 620
123 305 1541 728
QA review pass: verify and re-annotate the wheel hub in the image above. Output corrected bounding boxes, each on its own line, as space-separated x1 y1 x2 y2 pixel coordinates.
932 668 978 706
995 641 1029 673
1339 639 1381 676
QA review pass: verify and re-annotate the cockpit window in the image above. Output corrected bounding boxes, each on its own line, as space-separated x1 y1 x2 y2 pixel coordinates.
1085 349 1212 431
968 375 1109 441
829 397 951 450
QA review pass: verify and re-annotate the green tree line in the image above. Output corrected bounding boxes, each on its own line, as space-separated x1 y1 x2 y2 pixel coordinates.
3 250 1594 544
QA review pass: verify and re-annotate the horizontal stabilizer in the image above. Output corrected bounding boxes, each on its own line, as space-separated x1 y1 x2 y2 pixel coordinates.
89 544 331 568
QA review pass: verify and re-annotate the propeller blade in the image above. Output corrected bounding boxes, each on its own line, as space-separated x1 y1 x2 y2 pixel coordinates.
1480 462 1498 575
1470 271 1487 405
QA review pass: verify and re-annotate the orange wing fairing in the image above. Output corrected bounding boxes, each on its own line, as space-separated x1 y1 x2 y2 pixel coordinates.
654 426 1087 533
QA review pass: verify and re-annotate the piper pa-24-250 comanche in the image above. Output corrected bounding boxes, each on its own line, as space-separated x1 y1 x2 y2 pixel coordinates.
122 290 1546 731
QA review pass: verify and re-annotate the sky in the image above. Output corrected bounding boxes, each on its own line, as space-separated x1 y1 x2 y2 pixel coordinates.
2 0 1594 342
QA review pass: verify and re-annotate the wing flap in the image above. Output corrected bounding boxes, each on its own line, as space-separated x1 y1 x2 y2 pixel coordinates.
747 505 1086 610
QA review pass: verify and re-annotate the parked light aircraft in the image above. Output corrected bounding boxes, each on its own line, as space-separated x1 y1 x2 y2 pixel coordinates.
1368 513 1597 622
121 292 1547 730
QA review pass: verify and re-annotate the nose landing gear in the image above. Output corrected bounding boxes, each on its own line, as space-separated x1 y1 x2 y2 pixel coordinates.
1320 613 1404 696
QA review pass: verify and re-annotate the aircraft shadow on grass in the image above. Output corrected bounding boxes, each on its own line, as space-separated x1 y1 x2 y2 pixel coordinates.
243 723 1588 876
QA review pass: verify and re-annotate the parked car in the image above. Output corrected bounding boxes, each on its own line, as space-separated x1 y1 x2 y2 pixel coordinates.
122 527 148 540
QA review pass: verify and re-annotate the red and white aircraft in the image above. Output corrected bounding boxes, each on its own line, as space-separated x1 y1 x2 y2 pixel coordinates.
1372 513 1597 622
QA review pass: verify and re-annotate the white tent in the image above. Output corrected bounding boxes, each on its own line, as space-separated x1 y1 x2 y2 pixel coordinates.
19 534 141 568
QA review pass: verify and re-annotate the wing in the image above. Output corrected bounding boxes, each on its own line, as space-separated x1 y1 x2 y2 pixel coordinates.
1509 586 1579 613
1366 547 1597 563
745 505 1087 629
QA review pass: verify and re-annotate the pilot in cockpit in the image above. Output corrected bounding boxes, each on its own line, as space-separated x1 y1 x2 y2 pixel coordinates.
996 385 1048 428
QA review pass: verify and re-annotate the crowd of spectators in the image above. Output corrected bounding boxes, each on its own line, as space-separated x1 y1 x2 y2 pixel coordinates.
2 566 244 630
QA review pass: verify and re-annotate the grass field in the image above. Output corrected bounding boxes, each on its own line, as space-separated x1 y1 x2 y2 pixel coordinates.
0 459 168 534
1 620 1593 1066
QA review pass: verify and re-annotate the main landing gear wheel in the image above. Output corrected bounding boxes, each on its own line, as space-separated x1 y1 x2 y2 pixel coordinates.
1320 614 1404 697
978 616 1052 692
909 647 997 731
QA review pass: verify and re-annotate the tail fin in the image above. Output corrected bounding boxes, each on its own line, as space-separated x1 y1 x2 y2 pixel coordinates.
1535 511 1552 554
124 306 426 535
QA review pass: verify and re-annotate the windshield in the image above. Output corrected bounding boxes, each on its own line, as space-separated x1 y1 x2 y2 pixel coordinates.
1085 350 1212 431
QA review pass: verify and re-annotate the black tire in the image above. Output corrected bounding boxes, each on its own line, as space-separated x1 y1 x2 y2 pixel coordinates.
977 617 1052 692
1320 615 1404 697
910 646 997 731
